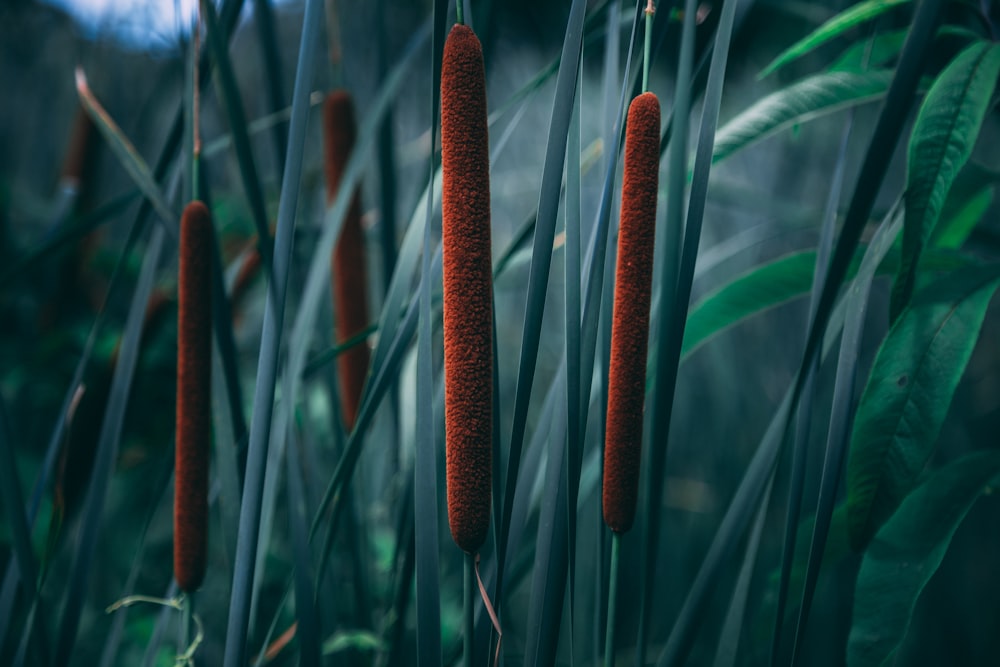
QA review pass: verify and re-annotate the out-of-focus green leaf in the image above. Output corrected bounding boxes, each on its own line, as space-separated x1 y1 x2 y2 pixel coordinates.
848 451 1000 667
713 69 893 164
760 0 912 78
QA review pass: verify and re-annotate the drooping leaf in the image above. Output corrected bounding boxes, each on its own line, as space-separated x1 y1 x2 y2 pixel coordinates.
713 69 894 165
848 451 1000 667
846 263 1000 550
891 41 1000 317
759 0 912 79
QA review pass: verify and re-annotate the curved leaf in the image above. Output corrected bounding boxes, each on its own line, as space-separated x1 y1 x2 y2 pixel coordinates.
846 263 1000 550
760 0 912 79
680 245 969 362
713 69 894 165
891 41 1000 317
848 451 1000 667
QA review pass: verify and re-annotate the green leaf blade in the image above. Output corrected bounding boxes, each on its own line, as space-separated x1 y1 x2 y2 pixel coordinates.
848 451 1000 667
713 69 894 165
760 0 912 79
892 41 1000 317
846 264 1000 550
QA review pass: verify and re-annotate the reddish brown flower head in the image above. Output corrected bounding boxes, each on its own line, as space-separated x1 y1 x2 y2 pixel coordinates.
323 90 371 431
175 200 213 591
603 92 660 534
441 24 493 554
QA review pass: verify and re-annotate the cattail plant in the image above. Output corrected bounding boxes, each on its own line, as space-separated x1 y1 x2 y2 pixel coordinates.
441 22 493 557
174 200 213 593
602 35 661 663
602 91 660 536
323 90 370 432
442 19 493 667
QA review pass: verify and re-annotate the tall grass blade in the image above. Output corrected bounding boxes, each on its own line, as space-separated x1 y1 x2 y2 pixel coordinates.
563 58 583 663
791 203 905 665
657 391 792 667
499 2 588 605
770 114 855 664
221 0 324 660
251 0 288 179
0 396 44 663
286 432 320 667
202 0 275 276
788 0 945 476
415 1 446 664
712 476 773 667
52 223 166 665
97 457 174 667
523 375 570 667
636 0 696 660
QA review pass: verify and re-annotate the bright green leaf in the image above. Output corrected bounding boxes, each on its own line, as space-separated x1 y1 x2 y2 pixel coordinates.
891 41 1000 317
846 263 1000 550
848 450 1000 667
760 0 912 79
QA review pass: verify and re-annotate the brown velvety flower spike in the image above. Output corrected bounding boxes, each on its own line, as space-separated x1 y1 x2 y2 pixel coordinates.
441 23 493 554
175 200 213 591
603 92 660 534
323 90 371 431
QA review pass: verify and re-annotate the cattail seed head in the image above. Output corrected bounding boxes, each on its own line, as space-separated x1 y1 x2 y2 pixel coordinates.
603 92 660 534
323 90 371 432
441 24 493 554
175 200 213 591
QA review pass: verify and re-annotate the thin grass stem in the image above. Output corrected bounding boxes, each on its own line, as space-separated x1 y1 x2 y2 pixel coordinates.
465 552 475 667
604 532 621 667
643 1 654 93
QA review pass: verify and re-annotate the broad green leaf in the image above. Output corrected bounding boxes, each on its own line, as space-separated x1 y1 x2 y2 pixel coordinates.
713 70 893 165
848 451 1000 667
760 0 912 79
846 263 1000 550
891 41 1000 318
680 243 971 362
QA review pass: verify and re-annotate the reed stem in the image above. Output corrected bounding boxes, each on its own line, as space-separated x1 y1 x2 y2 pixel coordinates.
464 552 475 667
643 1 654 94
604 532 621 667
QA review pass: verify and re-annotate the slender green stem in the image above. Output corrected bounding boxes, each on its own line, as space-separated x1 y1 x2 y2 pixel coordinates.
604 532 621 667
456 0 464 26
179 593 192 664
642 1 654 94
464 552 475 667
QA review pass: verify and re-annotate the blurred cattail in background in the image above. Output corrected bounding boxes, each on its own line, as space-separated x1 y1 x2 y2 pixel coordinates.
323 90 370 432
174 200 213 592
441 23 493 555
602 92 660 535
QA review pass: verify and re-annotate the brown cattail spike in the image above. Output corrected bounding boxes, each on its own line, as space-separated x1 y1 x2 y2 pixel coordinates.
603 92 660 534
441 24 493 554
323 90 371 432
175 200 213 592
